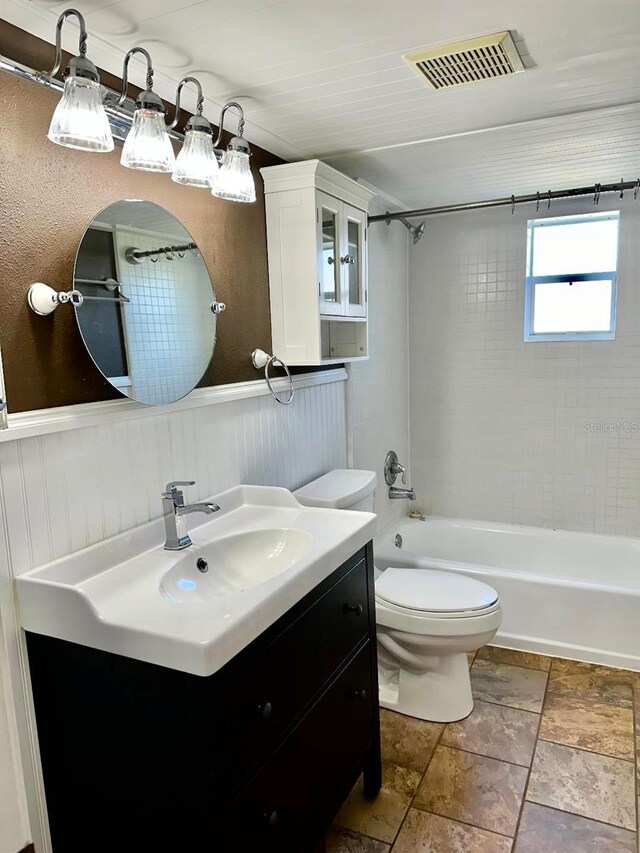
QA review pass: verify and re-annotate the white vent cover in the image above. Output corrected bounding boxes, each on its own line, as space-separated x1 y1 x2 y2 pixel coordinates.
404 31 525 90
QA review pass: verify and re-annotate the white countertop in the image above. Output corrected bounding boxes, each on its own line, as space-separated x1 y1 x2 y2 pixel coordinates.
15 485 376 677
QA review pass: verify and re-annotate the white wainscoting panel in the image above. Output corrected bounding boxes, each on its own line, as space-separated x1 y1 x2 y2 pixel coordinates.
0 375 347 853
1 378 347 577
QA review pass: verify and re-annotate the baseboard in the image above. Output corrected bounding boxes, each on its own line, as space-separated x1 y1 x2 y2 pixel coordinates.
494 631 640 672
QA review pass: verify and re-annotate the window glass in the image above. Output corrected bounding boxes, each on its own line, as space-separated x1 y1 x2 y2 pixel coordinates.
525 212 619 342
531 217 618 276
533 280 613 333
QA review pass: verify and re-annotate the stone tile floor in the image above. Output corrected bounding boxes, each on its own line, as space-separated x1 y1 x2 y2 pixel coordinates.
320 647 640 852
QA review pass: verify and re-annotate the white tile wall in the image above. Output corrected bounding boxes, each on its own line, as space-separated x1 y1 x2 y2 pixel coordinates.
409 196 640 536
114 227 215 404
348 204 410 533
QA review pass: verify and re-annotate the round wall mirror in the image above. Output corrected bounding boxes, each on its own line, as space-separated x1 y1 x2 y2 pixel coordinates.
73 200 218 405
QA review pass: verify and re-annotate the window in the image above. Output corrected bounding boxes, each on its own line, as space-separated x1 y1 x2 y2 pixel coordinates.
524 212 620 342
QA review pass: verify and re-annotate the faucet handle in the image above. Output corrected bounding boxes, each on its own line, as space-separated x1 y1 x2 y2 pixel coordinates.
164 480 195 495
391 462 406 485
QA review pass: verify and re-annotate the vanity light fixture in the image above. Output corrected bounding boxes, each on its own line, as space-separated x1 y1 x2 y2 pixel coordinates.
211 102 256 204
44 8 113 152
118 47 175 173
169 77 219 189
30 9 256 201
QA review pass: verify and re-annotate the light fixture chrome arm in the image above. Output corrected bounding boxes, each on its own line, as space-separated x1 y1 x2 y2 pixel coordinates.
45 8 87 78
43 8 98 83
116 46 158 109
213 101 246 152
169 76 205 130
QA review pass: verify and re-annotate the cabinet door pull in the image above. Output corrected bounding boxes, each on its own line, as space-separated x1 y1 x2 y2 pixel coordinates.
351 688 367 701
257 701 273 720
340 255 355 265
327 256 335 265
344 603 363 616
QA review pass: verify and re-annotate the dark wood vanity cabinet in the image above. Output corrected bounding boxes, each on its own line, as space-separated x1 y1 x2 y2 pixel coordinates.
27 543 381 853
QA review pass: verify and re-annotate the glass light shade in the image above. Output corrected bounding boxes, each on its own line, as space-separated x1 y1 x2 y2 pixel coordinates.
172 129 219 188
121 108 175 172
211 149 256 203
47 76 113 152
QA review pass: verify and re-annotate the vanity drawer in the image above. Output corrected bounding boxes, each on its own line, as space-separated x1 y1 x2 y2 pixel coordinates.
226 641 374 852
218 557 369 785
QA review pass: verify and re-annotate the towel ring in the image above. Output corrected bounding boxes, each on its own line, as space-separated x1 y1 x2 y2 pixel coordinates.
251 349 295 405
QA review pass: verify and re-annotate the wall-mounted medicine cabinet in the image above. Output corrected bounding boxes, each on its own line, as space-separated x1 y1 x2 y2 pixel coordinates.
261 160 375 365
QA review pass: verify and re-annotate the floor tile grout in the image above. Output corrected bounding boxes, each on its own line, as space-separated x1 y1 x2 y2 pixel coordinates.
434 742 536 770
386 709 449 850
633 683 639 850
407 803 516 840
330 650 639 851
535 735 636 764
465 694 545 714
512 663 548 844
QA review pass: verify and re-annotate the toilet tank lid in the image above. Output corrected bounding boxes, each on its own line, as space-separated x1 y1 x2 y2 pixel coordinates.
294 469 376 509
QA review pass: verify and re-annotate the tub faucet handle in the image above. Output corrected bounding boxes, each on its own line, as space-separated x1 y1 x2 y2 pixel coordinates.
392 462 407 485
384 450 408 487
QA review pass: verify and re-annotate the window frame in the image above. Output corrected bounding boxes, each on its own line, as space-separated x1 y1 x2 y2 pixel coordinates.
524 211 620 343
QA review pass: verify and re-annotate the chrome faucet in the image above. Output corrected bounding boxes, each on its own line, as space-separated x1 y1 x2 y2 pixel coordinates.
162 480 220 551
384 451 415 501
389 486 416 501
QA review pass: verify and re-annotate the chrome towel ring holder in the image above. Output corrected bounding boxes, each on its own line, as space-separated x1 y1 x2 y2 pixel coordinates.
251 349 295 405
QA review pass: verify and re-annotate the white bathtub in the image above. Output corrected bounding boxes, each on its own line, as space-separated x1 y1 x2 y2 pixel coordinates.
375 517 640 671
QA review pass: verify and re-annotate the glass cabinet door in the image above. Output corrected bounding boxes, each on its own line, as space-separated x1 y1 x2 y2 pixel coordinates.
343 204 367 317
317 193 343 316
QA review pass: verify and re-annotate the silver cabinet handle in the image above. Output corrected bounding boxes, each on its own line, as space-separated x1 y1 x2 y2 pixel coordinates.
340 255 355 265
327 257 335 265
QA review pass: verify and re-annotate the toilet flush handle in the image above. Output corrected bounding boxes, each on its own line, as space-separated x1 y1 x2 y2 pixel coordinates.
344 603 363 616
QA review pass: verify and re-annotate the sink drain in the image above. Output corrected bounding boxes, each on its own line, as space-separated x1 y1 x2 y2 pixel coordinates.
196 557 208 573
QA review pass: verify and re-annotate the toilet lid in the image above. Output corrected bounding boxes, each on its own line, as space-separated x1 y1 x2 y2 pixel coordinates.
376 568 498 614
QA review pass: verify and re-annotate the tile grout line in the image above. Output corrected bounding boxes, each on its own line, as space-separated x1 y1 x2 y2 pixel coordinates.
386 715 450 850
534 736 636 764
390 652 532 849
392 653 542 850
472 685 634 715
434 742 538 771
407 803 516 841
511 663 549 844
335 653 638 851
468 694 544 715
634 681 639 852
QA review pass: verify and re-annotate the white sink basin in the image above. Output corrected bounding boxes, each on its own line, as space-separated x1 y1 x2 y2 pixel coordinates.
15 485 376 676
161 528 314 602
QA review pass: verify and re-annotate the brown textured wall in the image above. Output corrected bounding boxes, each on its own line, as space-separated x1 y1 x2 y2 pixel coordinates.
0 23 283 413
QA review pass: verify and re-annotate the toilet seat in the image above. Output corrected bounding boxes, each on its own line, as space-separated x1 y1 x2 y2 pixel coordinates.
376 568 499 618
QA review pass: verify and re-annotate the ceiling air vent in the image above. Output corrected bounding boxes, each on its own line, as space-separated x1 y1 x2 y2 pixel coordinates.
404 31 525 90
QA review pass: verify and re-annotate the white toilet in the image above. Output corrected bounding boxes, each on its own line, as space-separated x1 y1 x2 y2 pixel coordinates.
294 469 502 723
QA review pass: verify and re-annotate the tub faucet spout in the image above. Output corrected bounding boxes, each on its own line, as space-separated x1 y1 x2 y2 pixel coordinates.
389 486 416 500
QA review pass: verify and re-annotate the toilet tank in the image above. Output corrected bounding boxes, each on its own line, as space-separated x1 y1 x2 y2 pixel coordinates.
294 469 377 512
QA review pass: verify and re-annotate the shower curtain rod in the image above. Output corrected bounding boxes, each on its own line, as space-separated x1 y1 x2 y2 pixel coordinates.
368 179 640 223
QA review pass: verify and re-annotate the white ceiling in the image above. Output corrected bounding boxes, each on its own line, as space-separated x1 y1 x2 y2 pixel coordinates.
4 0 640 208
